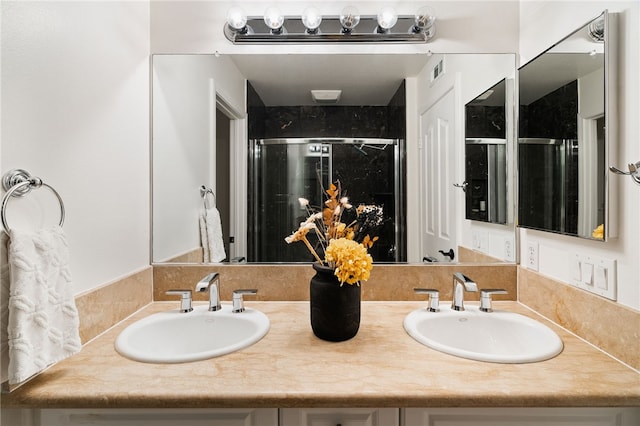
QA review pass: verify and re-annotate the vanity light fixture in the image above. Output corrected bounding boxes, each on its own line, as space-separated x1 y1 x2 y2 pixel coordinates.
411 6 436 37
264 6 286 34
223 5 437 44
375 7 398 34
588 16 605 42
226 6 251 35
339 6 361 34
302 6 323 34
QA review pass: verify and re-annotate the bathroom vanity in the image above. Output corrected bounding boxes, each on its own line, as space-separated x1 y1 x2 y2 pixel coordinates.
3 301 639 425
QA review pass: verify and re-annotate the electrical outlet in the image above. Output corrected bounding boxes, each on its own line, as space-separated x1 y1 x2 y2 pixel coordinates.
526 242 539 271
504 237 515 262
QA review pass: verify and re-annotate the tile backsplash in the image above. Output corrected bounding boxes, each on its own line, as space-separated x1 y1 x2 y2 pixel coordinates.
152 263 517 303
519 267 639 371
75 267 152 343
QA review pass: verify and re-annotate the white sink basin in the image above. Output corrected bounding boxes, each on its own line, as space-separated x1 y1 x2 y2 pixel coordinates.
404 305 563 363
115 305 269 363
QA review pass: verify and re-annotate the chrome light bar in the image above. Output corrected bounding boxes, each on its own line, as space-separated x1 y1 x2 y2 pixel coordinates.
224 15 435 44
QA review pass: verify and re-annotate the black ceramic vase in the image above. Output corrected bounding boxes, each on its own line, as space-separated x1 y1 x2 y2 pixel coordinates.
309 263 361 342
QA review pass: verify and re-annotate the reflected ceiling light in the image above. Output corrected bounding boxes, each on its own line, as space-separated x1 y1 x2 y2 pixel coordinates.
411 6 436 37
339 6 360 34
302 6 323 34
311 90 342 104
226 6 251 34
376 7 398 34
264 6 285 34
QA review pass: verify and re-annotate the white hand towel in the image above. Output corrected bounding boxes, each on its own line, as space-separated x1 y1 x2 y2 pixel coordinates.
199 211 211 263
1 232 10 384
6 225 81 385
200 207 226 263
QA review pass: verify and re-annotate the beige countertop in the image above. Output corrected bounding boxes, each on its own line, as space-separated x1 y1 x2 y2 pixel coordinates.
3 301 640 409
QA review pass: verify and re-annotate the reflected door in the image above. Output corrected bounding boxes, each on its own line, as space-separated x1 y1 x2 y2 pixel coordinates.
420 89 458 261
248 139 403 263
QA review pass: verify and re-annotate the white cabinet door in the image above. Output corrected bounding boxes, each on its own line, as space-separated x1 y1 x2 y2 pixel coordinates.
36 408 278 426
280 408 399 426
402 407 640 426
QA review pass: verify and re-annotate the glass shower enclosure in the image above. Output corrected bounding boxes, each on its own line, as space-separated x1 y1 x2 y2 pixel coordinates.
248 138 405 263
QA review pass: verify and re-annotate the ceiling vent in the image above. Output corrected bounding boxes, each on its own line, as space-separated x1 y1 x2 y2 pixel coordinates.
311 90 342 104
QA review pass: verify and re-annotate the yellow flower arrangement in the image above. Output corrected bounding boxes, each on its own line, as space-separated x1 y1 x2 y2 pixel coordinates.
325 238 373 285
592 224 604 240
284 181 383 285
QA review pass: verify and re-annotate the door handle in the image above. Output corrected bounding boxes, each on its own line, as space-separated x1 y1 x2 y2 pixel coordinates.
453 181 468 192
439 249 455 261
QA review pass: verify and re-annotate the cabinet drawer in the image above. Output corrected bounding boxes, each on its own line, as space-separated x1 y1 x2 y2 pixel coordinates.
281 408 399 426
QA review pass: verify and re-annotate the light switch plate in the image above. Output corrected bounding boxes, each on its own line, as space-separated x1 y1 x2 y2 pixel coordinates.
573 254 617 301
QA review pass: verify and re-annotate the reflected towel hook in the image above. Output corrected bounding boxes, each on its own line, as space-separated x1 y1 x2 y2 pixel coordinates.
610 161 640 186
200 185 216 209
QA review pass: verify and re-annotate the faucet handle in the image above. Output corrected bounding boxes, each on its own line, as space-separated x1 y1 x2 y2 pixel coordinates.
232 289 258 313
479 289 508 313
414 288 440 312
165 290 193 313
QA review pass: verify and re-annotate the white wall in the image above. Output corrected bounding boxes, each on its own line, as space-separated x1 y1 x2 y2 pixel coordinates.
1 2 151 295
518 1 640 310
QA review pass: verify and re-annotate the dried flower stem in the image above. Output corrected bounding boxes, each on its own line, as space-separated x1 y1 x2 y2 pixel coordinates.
301 235 324 264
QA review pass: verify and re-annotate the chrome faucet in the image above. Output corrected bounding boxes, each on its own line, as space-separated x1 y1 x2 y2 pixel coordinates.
451 272 478 311
196 272 222 311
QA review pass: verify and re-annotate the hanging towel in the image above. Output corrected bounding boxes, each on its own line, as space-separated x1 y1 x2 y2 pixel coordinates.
1 233 10 384
6 225 81 385
199 212 210 263
199 207 226 263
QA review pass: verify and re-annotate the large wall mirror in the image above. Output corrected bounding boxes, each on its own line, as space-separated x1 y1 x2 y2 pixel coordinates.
152 53 517 264
517 11 616 240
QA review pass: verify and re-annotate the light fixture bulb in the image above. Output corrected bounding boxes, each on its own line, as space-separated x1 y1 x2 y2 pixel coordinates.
302 6 323 33
376 7 398 32
339 6 360 33
412 6 436 34
264 6 285 33
226 7 248 31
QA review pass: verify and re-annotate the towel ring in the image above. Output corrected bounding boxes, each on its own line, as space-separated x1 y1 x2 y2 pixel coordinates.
1 169 65 234
199 185 216 209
